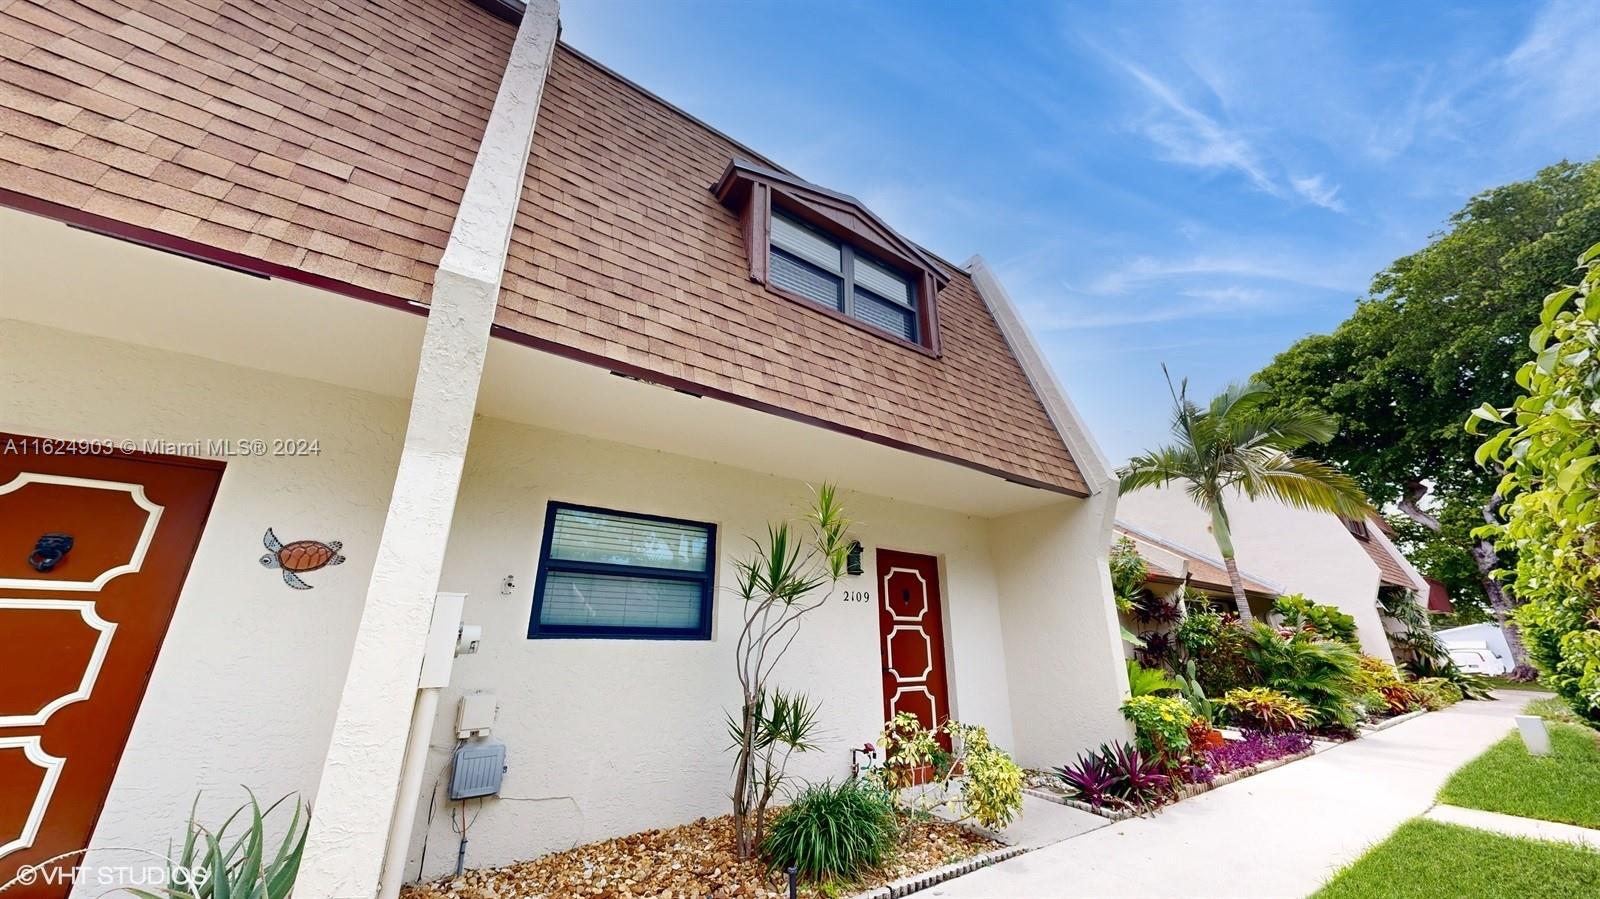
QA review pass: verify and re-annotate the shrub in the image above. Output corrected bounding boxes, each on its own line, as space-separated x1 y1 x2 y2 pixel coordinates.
1186 718 1225 752
1273 593 1358 643
1109 536 1148 615
1180 613 1259 696
1379 683 1423 714
1413 677 1465 709
874 716 1023 831
1243 623 1363 729
1218 687 1314 732
1120 695 1195 761
762 779 899 882
1126 659 1182 697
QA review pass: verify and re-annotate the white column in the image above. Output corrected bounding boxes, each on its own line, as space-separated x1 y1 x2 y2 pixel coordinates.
296 4 560 897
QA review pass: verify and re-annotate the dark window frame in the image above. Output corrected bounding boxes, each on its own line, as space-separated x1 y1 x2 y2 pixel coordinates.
714 162 947 357
768 210 922 345
1343 516 1371 541
528 501 717 641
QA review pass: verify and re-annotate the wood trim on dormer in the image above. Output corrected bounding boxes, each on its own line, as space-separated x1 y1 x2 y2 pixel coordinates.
714 159 947 355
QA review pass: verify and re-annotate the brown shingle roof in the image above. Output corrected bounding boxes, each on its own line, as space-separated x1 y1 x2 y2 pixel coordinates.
496 47 1086 494
0 0 513 300
0 4 1086 495
1350 520 1419 589
1115 525 1279 597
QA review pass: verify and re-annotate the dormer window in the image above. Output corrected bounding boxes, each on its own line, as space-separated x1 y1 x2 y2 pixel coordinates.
1343 516 1371 541
714 159 948 355
769 211 919 342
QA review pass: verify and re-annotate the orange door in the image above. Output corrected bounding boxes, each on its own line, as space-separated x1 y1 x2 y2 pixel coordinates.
877 549 951 748
0 435 221 896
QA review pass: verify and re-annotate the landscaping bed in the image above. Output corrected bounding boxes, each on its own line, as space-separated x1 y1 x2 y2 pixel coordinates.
400 812 1001 899
1312 819 1600 899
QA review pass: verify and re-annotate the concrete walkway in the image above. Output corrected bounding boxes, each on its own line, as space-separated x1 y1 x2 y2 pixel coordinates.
1427 803 1600 850
932 694 1537 898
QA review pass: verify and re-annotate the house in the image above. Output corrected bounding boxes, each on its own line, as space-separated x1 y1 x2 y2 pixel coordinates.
0 1 1130 896
1116 488 1428 663
1115 520 1283 619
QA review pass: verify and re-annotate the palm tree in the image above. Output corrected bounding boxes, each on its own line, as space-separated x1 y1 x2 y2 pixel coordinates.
1119 371 1374 622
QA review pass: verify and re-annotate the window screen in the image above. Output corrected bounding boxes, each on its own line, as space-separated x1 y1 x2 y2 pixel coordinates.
769 210 920 342
530 503 716 639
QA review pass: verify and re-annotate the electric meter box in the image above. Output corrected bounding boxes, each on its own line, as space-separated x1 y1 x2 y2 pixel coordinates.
448 738 506 800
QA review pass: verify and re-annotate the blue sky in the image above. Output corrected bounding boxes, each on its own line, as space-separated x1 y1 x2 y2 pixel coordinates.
560 0 1600 464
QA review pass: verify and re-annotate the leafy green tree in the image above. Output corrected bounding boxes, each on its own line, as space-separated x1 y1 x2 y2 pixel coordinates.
1471 244 1600 722
1120 374 1373 621
1257 159 1600 667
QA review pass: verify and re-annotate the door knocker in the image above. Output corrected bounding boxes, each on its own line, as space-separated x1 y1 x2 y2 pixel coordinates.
28 533 74 572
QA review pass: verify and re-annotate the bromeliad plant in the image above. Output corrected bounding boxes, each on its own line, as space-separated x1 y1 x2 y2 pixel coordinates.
1054 742 1170 812
130 792 307 899
729 484 854 859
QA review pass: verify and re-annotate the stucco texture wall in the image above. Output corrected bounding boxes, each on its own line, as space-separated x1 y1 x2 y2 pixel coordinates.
1116 486 1394 662
0 321 407 885
402 416 1117 877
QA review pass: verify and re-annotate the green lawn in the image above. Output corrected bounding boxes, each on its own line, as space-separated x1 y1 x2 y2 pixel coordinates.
1479 675 1551 691
1525 696 1590 726
1437 719 1600 828
1314 820 1600 899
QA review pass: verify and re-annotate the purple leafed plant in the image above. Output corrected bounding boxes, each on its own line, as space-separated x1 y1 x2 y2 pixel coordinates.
1135 631 1174 666
1054 751 1122 808
1106 742 1170 807
1205 729 1313 773
1134 591 1182 624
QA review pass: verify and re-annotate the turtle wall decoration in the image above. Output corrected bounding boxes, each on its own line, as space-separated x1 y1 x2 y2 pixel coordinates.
260 527 345 590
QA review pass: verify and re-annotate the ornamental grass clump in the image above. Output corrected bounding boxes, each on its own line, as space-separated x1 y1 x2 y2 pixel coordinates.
761 779 899 884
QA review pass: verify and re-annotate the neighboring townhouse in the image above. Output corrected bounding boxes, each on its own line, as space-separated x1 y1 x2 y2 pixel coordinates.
0 1 1130 895
1117 488 1428 663
1115 521 1282 618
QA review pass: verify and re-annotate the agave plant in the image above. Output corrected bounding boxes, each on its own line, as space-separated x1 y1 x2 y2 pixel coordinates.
1054 750 1122 808
130 791 307 899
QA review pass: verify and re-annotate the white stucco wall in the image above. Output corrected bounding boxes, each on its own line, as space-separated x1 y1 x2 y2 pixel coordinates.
1116 487 1395 663
0 320 407 888
395 415 1043 877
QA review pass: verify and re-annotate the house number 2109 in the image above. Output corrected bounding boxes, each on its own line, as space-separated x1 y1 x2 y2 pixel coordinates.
843 590 872 603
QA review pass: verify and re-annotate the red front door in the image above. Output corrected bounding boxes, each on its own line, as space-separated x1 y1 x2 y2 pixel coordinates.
877 549 951 744
0 435 221 896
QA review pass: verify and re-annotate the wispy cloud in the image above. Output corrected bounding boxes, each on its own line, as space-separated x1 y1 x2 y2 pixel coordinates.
1102 53 1347 214
1289 174 1346 212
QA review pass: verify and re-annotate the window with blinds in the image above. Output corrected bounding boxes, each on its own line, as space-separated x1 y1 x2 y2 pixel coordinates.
769 210 918 342
529 503 716 639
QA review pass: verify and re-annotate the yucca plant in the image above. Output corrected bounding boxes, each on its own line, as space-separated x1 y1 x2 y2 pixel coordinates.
762 779 899 883
130 792 307 899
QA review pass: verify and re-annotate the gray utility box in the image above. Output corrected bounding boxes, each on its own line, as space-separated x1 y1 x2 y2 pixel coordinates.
448 738 507 800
